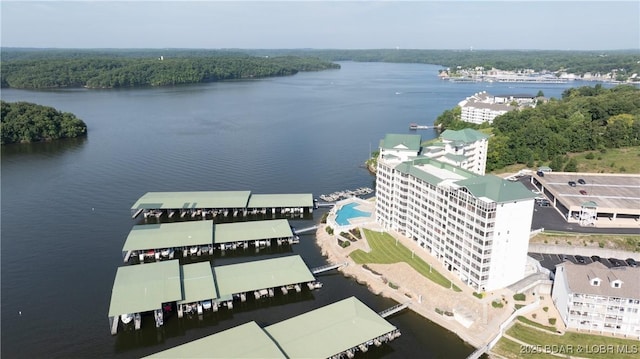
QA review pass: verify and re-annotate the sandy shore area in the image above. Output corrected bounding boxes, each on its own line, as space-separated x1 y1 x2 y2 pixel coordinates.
315 221 540 350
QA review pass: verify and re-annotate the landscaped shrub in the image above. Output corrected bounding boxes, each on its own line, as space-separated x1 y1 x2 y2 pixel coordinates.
513 293 526 301
548 318 556 325
321 212 329 224
340 240 351 248
543 306 549 312
491 300 504 308
435 308 443 315
388 282 399 289
326 226 334 235
349 228 362 239
473 292 484 299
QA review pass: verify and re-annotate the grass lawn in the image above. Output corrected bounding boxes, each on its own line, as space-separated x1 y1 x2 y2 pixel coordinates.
492 337 560 359
517 316 556 332
506 323 640 359
349 229 462 291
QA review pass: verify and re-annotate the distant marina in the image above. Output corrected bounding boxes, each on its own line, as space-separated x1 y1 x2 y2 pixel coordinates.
319 187 373 202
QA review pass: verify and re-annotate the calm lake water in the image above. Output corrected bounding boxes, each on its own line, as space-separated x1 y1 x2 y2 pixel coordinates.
1 62 584 358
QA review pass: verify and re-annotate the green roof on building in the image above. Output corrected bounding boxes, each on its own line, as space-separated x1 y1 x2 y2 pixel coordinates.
214 219 293 244
394 157 474 186
441 128 489 143
264 296 397 359
247 193 313 208
122 221 213 251
178 262 217 304
131 191 251 210
443 153 468 162
145 321 286 359
380 134 422 151
108 260 182 317
213 255 314 297
455 174 536 202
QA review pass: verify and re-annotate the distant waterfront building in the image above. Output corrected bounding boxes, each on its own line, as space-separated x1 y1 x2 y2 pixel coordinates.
422 128 489 176
375 133 536 291
552 261 640 338
458 91 536 125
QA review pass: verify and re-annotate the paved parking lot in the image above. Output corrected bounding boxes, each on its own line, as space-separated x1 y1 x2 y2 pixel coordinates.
517 176 640 235
528 252 634 272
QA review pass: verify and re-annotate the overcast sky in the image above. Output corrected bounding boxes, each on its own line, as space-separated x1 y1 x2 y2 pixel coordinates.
1 1 638 50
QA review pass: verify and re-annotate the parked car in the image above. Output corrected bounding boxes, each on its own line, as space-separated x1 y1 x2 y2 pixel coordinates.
608 258 624 267
626 258 638 267
575 255 586 264
591 255 601 263
579 190 587 195
577 178 586 185
536 171 544 177
568 181 576 187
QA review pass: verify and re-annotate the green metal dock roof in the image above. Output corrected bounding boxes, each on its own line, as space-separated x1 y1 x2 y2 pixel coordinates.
264 296 397 359
178 262 217 304
145 321 286 359
122 221 213 251
441 128 489 143
213 255 315 296
213 219 293 244
131 191 251 210
108 260 182 317
247 193 313 208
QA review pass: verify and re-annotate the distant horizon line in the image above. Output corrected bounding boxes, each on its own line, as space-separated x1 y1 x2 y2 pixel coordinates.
3 47 639 52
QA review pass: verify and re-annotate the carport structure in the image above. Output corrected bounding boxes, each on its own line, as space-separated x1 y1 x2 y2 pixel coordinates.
531 172 640 227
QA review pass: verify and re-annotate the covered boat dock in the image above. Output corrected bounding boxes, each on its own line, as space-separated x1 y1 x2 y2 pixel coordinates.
131 191 252 219
130 191 315 220
265 296 401 358
122 221 214 263
213 219 297 251
121 219 299 263
177 262 220 318
108 260 182 335
145 297 400 358
145 321 287 359
214 255 317 301
247 193 315 215
109 256 321 333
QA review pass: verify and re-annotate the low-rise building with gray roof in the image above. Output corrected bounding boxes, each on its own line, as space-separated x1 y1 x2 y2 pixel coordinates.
553 261 640 338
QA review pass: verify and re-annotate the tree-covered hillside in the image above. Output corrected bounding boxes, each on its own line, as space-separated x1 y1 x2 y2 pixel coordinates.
435 85 640 172
1 101 88 144
0 53 340 89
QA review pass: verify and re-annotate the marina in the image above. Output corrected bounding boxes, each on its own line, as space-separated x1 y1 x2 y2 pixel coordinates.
145 297 402 359
409 123 442 130
108 255 324 334
318 187 373 202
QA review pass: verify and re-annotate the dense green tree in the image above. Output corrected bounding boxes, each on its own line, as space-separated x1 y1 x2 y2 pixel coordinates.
1 101 87 144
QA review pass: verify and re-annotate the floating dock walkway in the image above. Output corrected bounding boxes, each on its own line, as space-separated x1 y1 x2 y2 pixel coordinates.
311 262 348 275
378 301 411 318
292 225 318 235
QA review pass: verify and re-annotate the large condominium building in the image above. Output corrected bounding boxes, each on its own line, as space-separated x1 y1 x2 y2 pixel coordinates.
422 129 489 176
458 91 536 125
376 133 536 291
552 262 640 339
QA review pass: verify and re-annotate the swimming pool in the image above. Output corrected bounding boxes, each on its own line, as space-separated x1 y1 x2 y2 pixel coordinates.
335 202 371 226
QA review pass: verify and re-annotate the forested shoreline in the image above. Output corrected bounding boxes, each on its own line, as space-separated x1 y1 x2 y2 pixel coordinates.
434 85 640 172
2 48 639 89
1 53 340 89
1 101 87 144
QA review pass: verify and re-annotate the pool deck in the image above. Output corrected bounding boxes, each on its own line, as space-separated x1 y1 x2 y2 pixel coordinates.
326 197 376 230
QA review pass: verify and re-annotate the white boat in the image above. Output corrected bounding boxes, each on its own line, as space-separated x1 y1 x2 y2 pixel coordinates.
189 246 198 255
202 300 212 310
120 313 133 324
